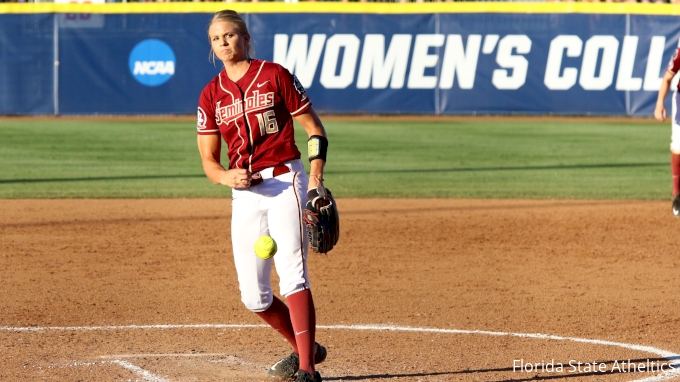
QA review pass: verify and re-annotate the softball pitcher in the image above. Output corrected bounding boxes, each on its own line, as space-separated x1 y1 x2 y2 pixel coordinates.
196 10 328 382
655 47 680 217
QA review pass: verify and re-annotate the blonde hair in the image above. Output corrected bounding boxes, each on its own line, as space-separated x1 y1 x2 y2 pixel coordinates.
208 10 255 63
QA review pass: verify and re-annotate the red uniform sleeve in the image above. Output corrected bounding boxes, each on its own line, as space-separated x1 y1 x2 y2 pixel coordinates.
275 65 312 117
667 48 680 74
197 84 220 135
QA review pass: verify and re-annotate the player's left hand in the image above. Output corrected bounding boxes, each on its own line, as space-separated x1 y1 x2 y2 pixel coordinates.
308 174 323 191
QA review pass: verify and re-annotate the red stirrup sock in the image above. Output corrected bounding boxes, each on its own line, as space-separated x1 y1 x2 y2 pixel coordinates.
255 296 298 353
287 289 316 373
672 153 680 196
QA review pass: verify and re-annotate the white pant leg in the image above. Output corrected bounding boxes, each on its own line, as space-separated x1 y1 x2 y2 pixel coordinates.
266 169 310 297
671 91 680 154
231 189 274 312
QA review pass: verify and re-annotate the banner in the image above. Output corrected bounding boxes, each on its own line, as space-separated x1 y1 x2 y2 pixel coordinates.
255 13 680 116
57 14 220 114
1 11 679 116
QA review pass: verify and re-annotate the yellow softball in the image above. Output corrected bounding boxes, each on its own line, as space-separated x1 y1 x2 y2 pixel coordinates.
254 235 277 260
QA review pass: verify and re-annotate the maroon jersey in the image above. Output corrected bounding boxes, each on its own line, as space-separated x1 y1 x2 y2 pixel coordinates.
667 47 680 91
197 60 311 172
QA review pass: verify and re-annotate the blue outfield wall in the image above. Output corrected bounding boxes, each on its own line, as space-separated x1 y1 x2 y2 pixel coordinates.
0 14 55 115
1 10 679 116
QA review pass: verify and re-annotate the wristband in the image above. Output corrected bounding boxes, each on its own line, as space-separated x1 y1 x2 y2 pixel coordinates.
307 135 328 162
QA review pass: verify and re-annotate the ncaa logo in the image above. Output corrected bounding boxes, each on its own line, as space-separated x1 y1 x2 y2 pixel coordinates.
129 39 176 87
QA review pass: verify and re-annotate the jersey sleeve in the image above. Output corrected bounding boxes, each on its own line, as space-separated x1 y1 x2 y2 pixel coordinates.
276 65 312 117
668 48 680 74
197 84 220 135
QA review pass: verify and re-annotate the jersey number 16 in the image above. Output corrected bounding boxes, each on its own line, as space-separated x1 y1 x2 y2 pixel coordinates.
257 110 279 136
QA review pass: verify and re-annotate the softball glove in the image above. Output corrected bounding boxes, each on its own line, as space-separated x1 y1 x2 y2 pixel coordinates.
302 186 340 254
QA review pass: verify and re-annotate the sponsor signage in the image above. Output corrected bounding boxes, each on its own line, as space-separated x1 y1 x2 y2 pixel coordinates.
2 12 680 115
252 13 680 115
273 33 676 92
128 39 176 87
54 0 105 29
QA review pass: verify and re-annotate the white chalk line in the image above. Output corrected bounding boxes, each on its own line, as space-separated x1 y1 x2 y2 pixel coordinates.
0 323 265 332
4 323 680 382
60 360 169 382
100 353 230 359
110 360 169 382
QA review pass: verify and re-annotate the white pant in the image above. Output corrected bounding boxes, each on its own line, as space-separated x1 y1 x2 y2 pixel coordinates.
230 160 310 312
671 91 680 154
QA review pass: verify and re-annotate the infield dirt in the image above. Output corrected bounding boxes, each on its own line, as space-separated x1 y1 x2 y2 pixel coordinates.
1 199 679 381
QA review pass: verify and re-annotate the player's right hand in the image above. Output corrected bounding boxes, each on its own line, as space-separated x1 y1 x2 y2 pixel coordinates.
220 168 252 188
655 105 666 122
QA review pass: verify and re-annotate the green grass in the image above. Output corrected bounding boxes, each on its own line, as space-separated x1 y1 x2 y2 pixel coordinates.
0 117 671 199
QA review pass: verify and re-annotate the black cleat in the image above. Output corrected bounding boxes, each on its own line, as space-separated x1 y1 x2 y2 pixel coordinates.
268 343 327 378
295 370 322 382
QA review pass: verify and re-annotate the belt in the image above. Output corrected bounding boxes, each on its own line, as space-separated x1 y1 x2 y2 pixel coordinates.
250 165 291 187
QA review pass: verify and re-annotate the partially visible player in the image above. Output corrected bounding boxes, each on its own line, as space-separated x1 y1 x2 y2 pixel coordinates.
655 47 680 217
196 10 328 382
